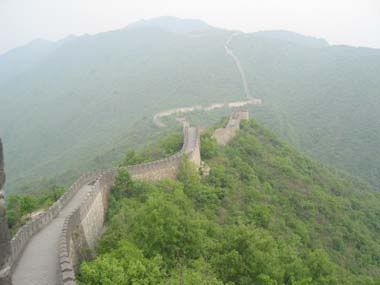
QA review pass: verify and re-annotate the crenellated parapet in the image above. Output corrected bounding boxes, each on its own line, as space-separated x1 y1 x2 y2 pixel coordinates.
58 170 116 284
128 125 201 181
213 111 249 146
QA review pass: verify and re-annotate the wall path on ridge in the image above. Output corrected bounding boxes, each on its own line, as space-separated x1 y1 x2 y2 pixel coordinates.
127 125 201 181
152 32 260 128
225 32 251 99
213 111 249 146
12 183 94 285
10 123 203 285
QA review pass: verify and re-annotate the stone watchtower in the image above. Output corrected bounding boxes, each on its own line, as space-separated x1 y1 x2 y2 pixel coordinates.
0 139 12 285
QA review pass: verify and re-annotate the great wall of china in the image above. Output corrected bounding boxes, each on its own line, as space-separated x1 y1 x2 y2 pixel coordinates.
0 31 257 285
0 111 249 285
128 125 201 180
152 32 261 129
153 99 260 128
213 111 250 146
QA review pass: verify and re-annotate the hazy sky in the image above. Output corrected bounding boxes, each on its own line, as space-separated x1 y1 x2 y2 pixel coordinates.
0 0 379 54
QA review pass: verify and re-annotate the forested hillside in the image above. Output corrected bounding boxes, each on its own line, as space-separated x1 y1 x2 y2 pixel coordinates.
231 32 380 188
1 17 380 193
78 120 380 285
0 18 242 192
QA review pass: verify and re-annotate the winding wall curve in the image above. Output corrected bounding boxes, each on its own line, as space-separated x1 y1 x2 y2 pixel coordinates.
10 115 241 284
10 125 200 285
127 125 201 181
213 111 249 146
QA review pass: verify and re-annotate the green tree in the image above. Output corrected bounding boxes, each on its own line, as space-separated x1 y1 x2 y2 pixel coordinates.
80 255 125 285
128 189 204 267
80 241 164 285
201 133 219 160
113 167 133 198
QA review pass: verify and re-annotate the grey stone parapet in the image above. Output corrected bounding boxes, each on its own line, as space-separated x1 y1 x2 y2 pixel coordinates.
127 125 201 180
58 170 116 285
9 171 103 272
213 111 249 146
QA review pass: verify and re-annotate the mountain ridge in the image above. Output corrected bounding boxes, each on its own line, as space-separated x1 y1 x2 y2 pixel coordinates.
1 16 379 193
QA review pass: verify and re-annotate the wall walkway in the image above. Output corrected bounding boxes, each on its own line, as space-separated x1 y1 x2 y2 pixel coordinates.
10 172 101 285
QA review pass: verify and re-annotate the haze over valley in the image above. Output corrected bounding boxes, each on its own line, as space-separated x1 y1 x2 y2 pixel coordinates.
1 17 379 193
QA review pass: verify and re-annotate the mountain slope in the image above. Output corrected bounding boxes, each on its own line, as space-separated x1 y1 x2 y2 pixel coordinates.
230 33 380 188
1 17 380 193
79 120 380 285
0 39 57 85
0 21 243 192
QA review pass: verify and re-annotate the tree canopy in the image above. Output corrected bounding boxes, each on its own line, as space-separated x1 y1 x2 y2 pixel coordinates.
79 120 380 284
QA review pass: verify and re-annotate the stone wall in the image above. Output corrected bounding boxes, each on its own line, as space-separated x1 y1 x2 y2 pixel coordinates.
128 125 201 181
9 171 102 272
213 111 249 146
58 170 116 285
128 152 182 180
153 99 260 127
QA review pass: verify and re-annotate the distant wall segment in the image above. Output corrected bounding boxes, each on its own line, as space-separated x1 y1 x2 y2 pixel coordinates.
213 111 249 146
128 125 201 181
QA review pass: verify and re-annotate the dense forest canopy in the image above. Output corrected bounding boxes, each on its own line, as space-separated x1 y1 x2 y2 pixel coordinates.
78 120 380 285
231 32 380 188
1 16 379 194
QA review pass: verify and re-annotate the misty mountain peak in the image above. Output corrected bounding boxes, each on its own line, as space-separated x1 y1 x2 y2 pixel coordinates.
127 16 212 34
